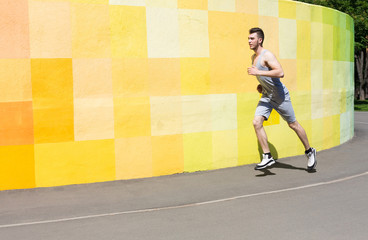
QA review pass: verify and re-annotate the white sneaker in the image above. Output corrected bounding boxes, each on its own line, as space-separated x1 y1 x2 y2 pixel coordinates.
255 154 275 170
306 148 317 170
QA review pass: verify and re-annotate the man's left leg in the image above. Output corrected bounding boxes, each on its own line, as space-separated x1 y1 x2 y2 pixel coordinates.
274 95 317 170
288 121 310 150
288 121 317 170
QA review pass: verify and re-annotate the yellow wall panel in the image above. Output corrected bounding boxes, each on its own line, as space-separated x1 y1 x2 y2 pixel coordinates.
73 58 114 140
258 16 279 56
180 58 210 95
178 0 207 10
311 4 322 22
311 117 323 151
0 59 32 102
178 9 209 58
71 3 111 58
331 90 342 116
110 0 141 4
297 59 311 91
279 0 296 19
148 58 181 96
183 132 213 172
339 111 351 144
72 0 109 4
323 60 333 90
112 58 149 97
210 55 245 94
322 7 337 26
31 59 74 143
296 2 311 21
74 98 115 141
323 90 333 117
323 23 333 60
209 11 254 93
208 0 236 12
146 0 177 8
311 22 323 59
279 59 297 91
110 5 147 58
279 18 296 59
182 95 212 133
152 135 184 176
33 0 71 2
0 0 30 58
311 90 323 119
114 97 151 138
35 140 115 187
311 59 323 90
323 116 334 150
332 114 341 147
0 145 35 190
258 0 278 17
31 59 73 104
340 90 347 113
0 102 34 146
238 127 259 165
115 137 153 179
211 94 238 131
150 96 182 136
237 92 259 130
297 20 311 60
29 0 72 58
73 58 112 98
292 91 311 121
236 0 258 14
110 0 145 6
267 123 299 158
212 130 238 169
146 7 180 58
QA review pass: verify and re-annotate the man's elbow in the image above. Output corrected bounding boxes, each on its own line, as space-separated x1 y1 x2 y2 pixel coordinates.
279 71 284 78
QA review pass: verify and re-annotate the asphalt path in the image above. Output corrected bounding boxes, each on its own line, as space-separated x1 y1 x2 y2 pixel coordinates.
0 112 367 240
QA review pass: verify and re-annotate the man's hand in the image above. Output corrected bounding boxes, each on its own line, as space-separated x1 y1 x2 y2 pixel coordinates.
247 66 259 76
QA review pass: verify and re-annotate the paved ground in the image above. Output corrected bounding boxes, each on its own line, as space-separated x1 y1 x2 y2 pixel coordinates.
0 112 367 240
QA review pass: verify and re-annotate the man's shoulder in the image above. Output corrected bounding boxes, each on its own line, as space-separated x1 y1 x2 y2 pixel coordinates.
263 49 277 60
263 49 275 56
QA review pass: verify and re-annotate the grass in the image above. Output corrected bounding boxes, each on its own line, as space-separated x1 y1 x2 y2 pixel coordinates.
354 100 368 111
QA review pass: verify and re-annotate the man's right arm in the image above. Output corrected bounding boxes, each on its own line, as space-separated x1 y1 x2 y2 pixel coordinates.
261 51 284 78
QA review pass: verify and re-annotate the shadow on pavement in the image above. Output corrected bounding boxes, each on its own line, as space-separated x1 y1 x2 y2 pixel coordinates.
256 162 317 177
256 140 317 177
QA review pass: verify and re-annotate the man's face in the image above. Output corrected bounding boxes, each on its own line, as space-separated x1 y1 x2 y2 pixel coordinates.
248 33 261 50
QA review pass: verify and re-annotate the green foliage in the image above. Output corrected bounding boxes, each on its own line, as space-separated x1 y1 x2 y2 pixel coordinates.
294 0 368 52
354 100 368 111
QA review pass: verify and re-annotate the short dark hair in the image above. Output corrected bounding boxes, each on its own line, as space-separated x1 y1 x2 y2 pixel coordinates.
249 27 264 46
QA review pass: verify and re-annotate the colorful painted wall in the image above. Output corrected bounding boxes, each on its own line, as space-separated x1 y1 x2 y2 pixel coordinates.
0 0 354 190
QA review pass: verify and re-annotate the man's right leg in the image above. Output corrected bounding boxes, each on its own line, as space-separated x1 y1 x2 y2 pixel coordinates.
253 115 275 170
253 115 269 153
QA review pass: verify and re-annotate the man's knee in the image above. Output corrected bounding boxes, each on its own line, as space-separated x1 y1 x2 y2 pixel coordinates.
253 117 264 129
288 121 299 131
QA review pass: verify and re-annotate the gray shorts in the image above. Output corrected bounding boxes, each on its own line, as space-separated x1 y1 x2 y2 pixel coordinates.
255 92 296 123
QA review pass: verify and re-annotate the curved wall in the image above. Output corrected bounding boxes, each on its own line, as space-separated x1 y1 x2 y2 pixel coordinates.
0 0 354 190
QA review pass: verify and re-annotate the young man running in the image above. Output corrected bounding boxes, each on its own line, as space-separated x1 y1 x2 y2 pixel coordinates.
247 27 317 171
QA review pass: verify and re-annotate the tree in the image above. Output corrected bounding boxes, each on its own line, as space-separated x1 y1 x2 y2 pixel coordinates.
294 0 368 100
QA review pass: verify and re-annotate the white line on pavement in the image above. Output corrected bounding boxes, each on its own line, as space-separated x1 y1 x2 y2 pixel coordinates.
1 171 367 229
